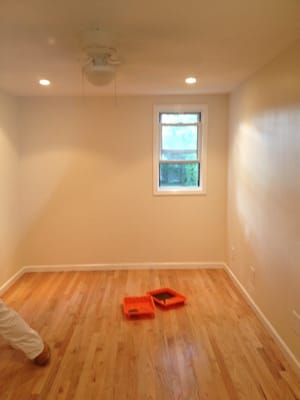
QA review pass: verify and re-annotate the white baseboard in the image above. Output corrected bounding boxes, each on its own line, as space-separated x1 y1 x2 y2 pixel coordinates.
22 261 224 273
0 267 27 296
0 261 223 294
224 263 300 374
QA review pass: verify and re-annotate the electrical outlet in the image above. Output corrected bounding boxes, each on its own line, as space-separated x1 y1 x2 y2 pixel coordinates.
292 310 300 336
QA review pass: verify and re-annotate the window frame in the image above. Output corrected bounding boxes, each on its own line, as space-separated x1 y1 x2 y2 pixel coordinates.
153 104 208 195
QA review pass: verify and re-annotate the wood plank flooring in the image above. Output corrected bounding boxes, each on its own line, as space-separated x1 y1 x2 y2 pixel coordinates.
0 269 299 400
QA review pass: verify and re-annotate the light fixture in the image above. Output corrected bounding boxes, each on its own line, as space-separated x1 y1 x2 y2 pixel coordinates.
83 63 116 86
185 77 197 84
47 37 56 46
39 79 50 86
81 29 121 87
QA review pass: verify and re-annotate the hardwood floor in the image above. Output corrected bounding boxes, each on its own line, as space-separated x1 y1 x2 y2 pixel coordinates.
0 269 299 400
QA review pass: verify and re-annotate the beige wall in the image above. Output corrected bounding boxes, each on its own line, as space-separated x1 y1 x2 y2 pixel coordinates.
228 39 300 361
0 90 21 287
19 95 228 265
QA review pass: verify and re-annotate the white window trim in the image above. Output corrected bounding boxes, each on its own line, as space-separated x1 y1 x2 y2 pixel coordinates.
153 104 208 196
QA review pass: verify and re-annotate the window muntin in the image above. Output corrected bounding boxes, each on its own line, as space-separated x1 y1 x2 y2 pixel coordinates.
153 105 207 195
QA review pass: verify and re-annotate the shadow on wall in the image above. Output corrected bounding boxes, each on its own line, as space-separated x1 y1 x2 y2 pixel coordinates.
19 97 151 160
0 91 21 286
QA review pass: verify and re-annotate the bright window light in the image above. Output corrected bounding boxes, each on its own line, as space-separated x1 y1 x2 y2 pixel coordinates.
185 77 197 84
39 79 50 86
153 104 208 195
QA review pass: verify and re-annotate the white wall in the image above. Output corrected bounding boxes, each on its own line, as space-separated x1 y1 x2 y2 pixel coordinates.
19 95 228 266
228 39 300 361
0 90 20 287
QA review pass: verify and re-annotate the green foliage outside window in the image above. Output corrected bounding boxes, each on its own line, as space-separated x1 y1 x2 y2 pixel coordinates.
159 112 200 188
159 163 200 187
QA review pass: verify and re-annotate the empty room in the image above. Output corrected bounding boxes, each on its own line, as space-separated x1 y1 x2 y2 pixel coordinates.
0 0 300 399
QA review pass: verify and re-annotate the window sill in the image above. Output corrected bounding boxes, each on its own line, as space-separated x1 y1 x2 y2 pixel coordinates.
153 187 207 196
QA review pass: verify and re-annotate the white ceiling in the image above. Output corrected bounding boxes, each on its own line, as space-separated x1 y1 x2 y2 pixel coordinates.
1 0 300 96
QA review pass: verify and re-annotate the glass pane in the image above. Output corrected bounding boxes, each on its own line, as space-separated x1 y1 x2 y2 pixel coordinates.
160 113 199 124
161 125 198 160
159 163 200 188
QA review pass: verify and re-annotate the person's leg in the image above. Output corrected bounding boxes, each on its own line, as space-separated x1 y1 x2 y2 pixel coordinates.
0 299 50 365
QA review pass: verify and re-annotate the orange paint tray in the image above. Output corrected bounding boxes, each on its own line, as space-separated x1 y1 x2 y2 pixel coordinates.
147 287 186 308
123 295 155 318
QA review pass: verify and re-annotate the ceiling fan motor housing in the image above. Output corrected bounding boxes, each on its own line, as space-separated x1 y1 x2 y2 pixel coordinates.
81 29 117 57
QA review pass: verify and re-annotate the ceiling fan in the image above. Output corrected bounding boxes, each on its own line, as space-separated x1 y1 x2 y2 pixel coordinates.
81 29 121 86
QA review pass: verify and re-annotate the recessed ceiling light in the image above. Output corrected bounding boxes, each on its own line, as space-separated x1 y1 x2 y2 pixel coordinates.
185 77 197 84
39 79 50 86
47 37 56 46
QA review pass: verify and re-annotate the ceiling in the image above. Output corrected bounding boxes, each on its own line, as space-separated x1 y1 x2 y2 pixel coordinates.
1 0 300 96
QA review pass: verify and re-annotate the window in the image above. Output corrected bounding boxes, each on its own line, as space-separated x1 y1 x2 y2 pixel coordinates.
153 104 207 195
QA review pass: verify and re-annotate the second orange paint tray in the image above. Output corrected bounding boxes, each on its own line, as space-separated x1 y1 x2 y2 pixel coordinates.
147 287 186 308
123 295 155 318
